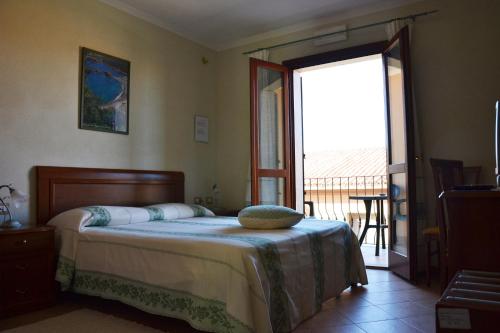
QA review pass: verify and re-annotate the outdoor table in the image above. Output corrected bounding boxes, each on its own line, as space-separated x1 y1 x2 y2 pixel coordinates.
349 194 388 256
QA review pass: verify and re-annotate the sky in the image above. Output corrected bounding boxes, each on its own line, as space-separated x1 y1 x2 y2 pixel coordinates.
300 54 387 153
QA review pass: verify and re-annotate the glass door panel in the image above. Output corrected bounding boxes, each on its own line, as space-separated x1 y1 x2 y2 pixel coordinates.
259 177 285 206
386 52 407 165
250 58 292 207
257 67 285 170
390 172 408 256
384 26 417 281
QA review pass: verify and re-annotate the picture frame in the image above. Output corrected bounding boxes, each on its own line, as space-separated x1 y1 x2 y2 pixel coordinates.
79 47 130 134
194 115 209 143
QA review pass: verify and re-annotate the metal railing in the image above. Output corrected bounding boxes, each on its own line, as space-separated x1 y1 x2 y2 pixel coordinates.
304 175 387 224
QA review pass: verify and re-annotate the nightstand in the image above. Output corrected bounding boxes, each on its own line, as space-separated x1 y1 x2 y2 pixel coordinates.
0 226 55 317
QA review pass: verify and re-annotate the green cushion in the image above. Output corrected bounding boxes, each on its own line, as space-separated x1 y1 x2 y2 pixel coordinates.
237 205 303 229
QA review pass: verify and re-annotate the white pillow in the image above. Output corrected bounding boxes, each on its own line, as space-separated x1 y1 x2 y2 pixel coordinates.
47 203 214 231
83 206 153 226
48 206 159 230
237 205 303 229
47 208 93 231
146 203 215 220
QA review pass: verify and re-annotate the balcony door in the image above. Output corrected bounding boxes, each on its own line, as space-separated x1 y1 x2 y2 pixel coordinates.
250 58 293 207
383 26 417 281
249 30 418 279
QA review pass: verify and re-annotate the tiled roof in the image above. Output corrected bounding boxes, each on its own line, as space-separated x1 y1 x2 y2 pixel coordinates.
304 147 387 179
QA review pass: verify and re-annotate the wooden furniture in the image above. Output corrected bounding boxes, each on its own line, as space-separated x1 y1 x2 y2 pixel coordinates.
440 190 500 285
0 226 55 317
36 166 184 225
211 208 240 217
428 158 465 288
436 270 500 332
349 194 388 256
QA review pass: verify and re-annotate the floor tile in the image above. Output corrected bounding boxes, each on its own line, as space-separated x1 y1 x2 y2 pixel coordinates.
300 308 352 328
358 290 413 305
401 314 436 333
362 280 417 292
365 269 401 283
341 286 371 297
361 244 388 267
403 289 439 302
376 301 434 318
339 305 396 323
357 319 423 333
413 297 439 310
323 291 373 312
314 324 367 333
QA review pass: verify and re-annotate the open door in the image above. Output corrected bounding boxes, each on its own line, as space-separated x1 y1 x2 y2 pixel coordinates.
383 26 417 281
250 58 293 207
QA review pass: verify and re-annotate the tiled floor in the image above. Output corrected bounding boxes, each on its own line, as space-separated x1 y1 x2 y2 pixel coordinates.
360 244 388 267
292 269 439 333
0 269 439 333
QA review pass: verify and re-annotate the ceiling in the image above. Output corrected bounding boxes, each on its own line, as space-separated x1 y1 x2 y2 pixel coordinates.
100 0 421 51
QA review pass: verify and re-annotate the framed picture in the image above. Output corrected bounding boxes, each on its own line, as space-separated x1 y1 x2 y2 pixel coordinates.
79 47 130 134
194 115 209 143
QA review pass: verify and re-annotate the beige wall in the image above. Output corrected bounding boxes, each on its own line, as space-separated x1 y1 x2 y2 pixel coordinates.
214 0 500 227
0 0 217 224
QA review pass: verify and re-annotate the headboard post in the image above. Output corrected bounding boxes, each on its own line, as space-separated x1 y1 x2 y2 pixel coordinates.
36 166 184 225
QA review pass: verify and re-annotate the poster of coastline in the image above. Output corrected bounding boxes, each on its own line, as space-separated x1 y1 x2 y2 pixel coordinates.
79 48 130 134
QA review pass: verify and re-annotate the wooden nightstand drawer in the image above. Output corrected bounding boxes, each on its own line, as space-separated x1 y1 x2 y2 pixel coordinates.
0 255 53 315
3 280 45 306
0 230 53 255
3 256 50 283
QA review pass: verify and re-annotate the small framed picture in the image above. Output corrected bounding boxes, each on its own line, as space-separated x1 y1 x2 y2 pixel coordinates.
194 115 209 143
79 47 130 134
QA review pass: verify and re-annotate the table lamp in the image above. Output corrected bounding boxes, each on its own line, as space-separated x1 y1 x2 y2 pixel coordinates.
0 184 28 228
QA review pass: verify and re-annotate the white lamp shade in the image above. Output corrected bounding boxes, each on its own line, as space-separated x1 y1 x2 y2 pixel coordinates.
10 189 28 208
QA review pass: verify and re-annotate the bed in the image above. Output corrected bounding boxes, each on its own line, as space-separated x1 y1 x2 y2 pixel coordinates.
37 166 367 333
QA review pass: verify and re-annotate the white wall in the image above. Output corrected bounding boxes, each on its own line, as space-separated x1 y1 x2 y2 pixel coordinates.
0 0 217 225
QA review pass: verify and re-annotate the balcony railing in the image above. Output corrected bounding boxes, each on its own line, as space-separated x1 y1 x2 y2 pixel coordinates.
304 175 387 230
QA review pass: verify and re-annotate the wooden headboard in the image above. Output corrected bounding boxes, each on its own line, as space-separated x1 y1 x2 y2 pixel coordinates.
36 166 184 225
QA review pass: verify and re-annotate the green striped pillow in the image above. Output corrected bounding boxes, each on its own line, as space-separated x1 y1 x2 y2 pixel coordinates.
237 205 303 229
145 203 215 220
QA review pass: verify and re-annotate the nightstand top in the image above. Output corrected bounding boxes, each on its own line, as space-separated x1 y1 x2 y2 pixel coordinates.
0 225 55 235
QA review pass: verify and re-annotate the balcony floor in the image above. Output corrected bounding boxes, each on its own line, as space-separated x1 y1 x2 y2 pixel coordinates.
361 244 388 268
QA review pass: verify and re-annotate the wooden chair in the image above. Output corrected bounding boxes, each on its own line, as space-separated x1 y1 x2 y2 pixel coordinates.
463 166 482 185
427 158 465 287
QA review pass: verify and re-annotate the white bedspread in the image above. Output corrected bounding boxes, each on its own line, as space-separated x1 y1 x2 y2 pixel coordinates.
53 217 367 333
